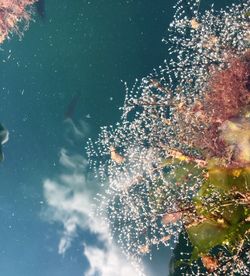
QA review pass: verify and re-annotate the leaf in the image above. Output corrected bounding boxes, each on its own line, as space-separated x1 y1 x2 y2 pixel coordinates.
162 158 204 187
189 164 250 258
187 219 229 257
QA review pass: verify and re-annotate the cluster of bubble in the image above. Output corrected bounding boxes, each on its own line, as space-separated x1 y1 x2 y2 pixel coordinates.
86 0 250 272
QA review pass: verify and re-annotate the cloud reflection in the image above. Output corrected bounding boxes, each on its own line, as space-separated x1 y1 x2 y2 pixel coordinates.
43 119 139 275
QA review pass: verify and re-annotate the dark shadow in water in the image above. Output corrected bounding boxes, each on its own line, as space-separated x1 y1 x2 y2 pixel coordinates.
35 0 46 19
64 92 81 120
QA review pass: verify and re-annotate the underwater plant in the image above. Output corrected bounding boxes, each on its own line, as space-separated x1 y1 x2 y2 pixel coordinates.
0 0 37 43
87 0 250 274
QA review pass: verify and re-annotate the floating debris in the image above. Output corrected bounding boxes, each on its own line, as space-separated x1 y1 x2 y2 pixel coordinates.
190 18 200 29
110 146 125 164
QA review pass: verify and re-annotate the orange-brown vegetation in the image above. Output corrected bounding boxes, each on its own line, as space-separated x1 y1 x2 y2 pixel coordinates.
176 51 250 162
0 0 36 43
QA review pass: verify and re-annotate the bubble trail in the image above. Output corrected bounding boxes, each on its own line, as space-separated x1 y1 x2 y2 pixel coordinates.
87 0 250 274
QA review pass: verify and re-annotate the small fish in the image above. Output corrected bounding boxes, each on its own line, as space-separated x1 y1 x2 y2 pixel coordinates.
64 92 81 120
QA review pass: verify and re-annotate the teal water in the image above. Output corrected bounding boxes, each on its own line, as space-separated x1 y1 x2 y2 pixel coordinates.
0 1 172 275
0 0 240 275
